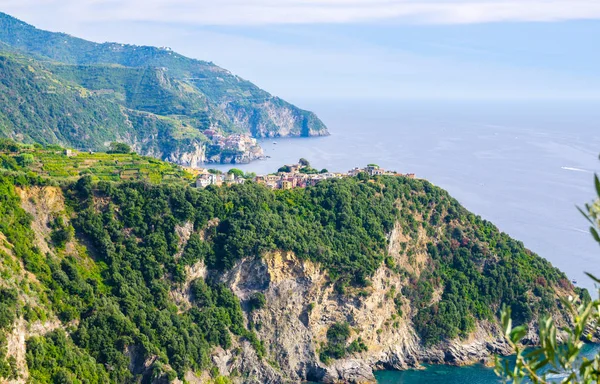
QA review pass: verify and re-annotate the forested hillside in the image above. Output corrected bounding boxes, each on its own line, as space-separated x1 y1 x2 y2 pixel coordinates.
0 12 327 166
0 140 586 383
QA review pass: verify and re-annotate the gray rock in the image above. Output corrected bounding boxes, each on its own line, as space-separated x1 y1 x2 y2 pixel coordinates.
322 359 377 384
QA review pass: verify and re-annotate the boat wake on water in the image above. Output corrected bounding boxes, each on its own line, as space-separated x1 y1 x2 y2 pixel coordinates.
561 166 593 173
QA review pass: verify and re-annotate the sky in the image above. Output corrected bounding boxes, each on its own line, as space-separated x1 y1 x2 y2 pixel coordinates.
2 0 600 102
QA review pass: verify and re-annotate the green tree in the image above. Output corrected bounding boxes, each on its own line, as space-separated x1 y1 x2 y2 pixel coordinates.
16 153 34 167
357 172 369 182
299 158 310 167
0 139 20 153
227 168 244 178
496 169 600 383
107 142 132 154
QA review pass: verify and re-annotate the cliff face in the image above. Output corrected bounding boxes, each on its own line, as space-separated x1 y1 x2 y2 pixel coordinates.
166 142 207 168
227 99 328 138
209 221 572 383
214 250 512 383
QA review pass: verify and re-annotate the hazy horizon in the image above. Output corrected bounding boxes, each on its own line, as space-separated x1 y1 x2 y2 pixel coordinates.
2 2 600 102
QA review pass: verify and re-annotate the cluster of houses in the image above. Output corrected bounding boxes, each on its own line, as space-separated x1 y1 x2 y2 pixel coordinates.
195 163 415 190
255 170 344 189
203 130 260 153
195 172 246 188
347 164 416 178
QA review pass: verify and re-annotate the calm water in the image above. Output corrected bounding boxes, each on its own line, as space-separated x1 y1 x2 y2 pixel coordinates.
374 363 499 384
213 100 600 383
374 343 600 384
213 100 600 292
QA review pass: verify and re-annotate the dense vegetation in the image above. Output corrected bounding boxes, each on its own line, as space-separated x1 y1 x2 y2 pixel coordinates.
0 11 327 157
27 331 110 384
0 172 264 382
0 148 580 381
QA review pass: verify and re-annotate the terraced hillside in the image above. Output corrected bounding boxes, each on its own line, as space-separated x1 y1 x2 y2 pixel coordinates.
0 12 328 165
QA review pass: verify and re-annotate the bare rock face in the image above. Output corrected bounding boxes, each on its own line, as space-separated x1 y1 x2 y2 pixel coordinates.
226 99 328 139
419 323 511 366
166 142 206 168
321 360 377 384
208 342 285 384
216 249 515 384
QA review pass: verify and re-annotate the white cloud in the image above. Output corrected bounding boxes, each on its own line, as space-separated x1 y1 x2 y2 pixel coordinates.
3 0 600 25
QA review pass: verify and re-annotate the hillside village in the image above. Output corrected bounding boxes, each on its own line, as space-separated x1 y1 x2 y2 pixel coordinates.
203 130 265 164
195 160 416 189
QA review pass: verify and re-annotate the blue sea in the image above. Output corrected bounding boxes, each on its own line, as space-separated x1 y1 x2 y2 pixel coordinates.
212 100 600 383
374 343 600 384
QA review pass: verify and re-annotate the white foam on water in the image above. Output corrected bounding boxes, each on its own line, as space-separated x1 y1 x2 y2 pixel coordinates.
561 166 593 173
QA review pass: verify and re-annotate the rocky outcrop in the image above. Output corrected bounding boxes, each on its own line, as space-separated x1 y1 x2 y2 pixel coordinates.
166 142 206 168
418 323 511 366
15 186 67 256
321 360 376 384
214 248 514 384
204 143 265 165
227 99 328 139
211 341 284 384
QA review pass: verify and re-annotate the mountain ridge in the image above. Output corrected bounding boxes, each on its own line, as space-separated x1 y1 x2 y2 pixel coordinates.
0 12 328 165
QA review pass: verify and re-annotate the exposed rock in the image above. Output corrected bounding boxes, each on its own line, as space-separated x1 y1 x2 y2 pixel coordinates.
170 260 208 311
166 142 206 168
216 249 518 383
210 341 285 384
418 322 511 366
227 99 328 139
183 370 208 384
15 186 67 256
5 318 61 384
321 360 376 384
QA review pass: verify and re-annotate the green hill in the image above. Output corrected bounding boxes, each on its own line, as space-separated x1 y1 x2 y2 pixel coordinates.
0 12 328 165
0 145 586 383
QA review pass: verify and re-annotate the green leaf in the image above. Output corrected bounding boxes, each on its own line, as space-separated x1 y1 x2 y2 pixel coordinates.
584 272 600 284
510 325 528 344
577 205 594 225
591 227 600 244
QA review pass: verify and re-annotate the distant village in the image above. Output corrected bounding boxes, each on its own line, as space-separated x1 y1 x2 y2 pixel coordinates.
202 130 265 164
195 160 415 189
203 130 259 154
